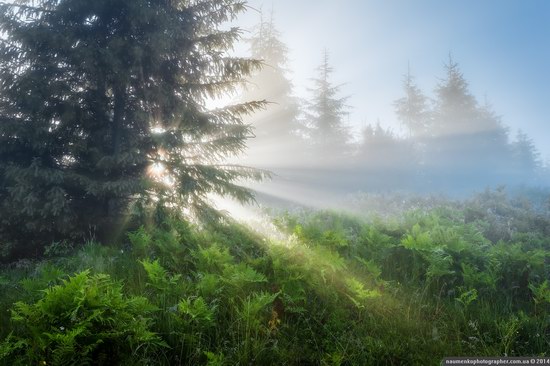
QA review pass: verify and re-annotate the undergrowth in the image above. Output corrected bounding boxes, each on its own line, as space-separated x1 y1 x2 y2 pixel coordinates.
0 189 549 365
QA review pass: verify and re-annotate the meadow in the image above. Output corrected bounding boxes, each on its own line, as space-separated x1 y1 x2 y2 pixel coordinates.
1 188 548 365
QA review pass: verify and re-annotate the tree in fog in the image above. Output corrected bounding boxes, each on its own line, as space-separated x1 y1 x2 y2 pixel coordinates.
358 122 418 190
511 130 542 183
392 67 431 186
431 57 478 141
426 57 512 188
306 50 351 161
394 68 431 139
0 0 265 257
476 101 514 181
240 10 303 166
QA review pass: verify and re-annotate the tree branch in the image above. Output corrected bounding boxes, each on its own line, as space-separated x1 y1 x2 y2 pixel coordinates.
0 2 55 13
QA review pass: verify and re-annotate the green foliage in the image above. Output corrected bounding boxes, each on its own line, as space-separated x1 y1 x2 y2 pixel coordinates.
455 287 478 308
205 351 225 366
178 297 216 328
529 280 550 308
402 223 433 250
0 271 163 365
127 227 152 259
19 263 67 297
223 263 267 293
532 281 550 303
44 241 75 258
193 244 234 274
345 277 380 308
141 259 182 293
1 192 550 364
238 291 278 331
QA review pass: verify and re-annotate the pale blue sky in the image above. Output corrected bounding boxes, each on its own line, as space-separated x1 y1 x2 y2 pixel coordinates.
236 0 550 160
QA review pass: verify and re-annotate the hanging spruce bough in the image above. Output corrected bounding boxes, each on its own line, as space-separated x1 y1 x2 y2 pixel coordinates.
0 0 267 256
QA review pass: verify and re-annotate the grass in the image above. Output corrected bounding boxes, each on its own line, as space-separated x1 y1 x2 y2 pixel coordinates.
0 189 549 365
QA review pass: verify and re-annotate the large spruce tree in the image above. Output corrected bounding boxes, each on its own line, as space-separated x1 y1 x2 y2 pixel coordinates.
0 0 265 256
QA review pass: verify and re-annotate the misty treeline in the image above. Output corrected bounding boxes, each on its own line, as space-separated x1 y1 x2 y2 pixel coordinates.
242 15 547 194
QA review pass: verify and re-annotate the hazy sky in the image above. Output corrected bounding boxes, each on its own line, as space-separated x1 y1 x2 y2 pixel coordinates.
235 0 550 159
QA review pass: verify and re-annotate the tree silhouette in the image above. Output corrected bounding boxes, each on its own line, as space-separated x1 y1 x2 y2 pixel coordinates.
306 50 351 163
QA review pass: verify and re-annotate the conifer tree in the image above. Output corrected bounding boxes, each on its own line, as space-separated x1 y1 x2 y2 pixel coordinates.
0 0 265 256
427 56 511 189
306 50 350 162
476 100 514 183
511 130 541 183
431 57 479 140
240 10 302 166
394 67 430 139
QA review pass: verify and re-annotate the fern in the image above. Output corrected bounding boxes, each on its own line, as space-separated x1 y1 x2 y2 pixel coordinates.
141 259 182 292
223 263 267 291
178 296 217 327
1 271 164 365
402 224 433 251
345 277 380 309
193 244 234 273
238 292 279 330
128 226 152 259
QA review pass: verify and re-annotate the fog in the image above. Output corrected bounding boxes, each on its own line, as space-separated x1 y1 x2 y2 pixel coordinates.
222 2 550 211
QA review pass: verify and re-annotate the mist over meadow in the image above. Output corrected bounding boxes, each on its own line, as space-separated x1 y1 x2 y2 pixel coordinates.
234 10 548 211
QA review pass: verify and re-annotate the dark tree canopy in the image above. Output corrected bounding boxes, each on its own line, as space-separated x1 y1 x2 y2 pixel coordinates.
0 0 266 256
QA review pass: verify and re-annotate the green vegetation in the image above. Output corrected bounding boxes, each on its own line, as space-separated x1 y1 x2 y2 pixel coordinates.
1 189 548 365
0 1 548 365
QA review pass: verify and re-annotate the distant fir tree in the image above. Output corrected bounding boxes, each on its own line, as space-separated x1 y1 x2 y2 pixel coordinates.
306 50 351 163
476 100 514 181
392 67 431 186
432 57 478 138
240 10 303 167
426 56 511 189
249 10 287 72
393 67 431 139
0 0 266 258
511 130 542 184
